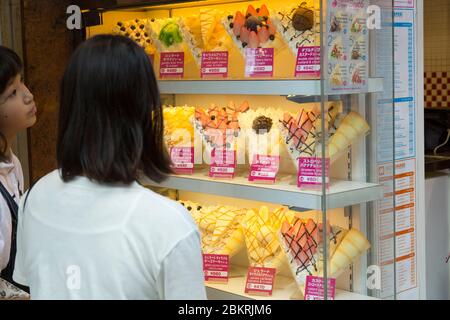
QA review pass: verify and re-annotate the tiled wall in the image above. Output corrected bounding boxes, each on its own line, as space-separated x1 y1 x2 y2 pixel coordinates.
424 0 450 108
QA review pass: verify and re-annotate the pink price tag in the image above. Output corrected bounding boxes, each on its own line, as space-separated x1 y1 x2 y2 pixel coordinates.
203 254 229 283
159 52 184 79
304 276 336 300
170 147 194 175
248 155 280 183
209 148 236 179
245 267 276 297
245 48 274 78
295 46 321 78
298 157 330 189
201 51 228 78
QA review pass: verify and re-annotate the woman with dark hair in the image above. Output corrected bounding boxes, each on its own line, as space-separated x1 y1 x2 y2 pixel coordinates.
12 35 206 300
0 45 35 298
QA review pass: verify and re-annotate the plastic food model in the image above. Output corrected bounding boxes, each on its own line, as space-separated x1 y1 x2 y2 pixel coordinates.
279 104 340 169
180 201 246 257
242 206 296 270
147 18 184 52
272 1 319 57
112 18 156 55
163 105 195 148
237 108 284 163
222 4 282 56
180 9 232 67
194 101 250 151
327 111 370 162
280 216 369 296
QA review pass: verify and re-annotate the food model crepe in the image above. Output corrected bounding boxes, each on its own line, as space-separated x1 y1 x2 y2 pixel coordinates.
180 201 246 257
271 1 320 57
237 108 284 163
147 18 184 52
222 4 283 57
112 18 156 55
180 9 232 67
163 105 195 148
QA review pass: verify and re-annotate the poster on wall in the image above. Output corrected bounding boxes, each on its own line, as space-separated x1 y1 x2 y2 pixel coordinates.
325 0 369 94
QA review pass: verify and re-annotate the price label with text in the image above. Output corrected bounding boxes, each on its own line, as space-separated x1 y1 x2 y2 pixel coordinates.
304 276 336 300
170 147 194 174
209 148 236 179
245 48 274 78
249 154 280 183
201 51 228 78
245 267 276 296
298 157 330 189
295 46 321 78
203 254 229 283
160 52 184 79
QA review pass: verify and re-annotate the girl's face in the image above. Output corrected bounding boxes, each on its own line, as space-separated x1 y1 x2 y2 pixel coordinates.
0 74 37 138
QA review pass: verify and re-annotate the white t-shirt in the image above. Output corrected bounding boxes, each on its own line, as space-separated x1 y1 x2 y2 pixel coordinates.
13 170 207 300
0 153 24 271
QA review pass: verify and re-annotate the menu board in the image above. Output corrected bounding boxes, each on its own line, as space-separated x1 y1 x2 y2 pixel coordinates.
326 0 369 94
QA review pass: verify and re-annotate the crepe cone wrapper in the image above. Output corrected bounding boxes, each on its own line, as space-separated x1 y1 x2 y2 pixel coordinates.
242 207 295 271
279 215 346 294
327 111 370 163
329 229 371 277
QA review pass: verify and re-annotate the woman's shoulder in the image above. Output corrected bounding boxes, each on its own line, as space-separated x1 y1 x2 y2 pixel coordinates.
132 185 196 230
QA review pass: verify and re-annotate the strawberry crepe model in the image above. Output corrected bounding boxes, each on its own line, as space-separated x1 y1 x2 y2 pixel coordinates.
279 216 346 296
279 104 340 170
194 100 250 151
223 4 282 57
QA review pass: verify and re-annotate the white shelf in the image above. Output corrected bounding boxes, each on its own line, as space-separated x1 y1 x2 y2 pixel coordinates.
205 273 378 300
140 170 383 210
158 78 383 96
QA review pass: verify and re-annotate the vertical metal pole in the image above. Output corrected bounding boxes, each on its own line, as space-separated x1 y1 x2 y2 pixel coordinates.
320 0 328 300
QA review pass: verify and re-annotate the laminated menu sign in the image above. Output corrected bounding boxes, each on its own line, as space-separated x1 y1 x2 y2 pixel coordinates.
170 147 194 175
209 148 236 179
249 155 280 183
245 48 274 78
295 46 321 78
326 0 369 93
159 52 184 79
298 157 330 189
304 276 336 300
245 267 276 296
203 254 229 284
201 51 228 78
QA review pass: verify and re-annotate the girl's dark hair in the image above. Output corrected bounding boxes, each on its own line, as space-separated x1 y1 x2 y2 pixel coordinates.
0 46 23 162
57 34 172 184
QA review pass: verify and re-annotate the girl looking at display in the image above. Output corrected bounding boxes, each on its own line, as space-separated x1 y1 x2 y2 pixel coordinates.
12 35 206 300
0 45 36 298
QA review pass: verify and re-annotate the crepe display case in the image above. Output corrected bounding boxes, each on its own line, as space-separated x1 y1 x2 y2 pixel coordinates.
83 0 396 300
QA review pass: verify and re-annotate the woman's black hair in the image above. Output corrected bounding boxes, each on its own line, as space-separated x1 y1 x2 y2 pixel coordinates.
57 34 172 184
0 46 23 162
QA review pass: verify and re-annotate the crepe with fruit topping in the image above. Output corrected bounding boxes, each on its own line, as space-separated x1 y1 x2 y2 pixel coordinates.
113 18 156 55
147 18 184 52
194 101 250 152
271 1 320 57
238 108 284 163
180 9 232 67
222 4 283 57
